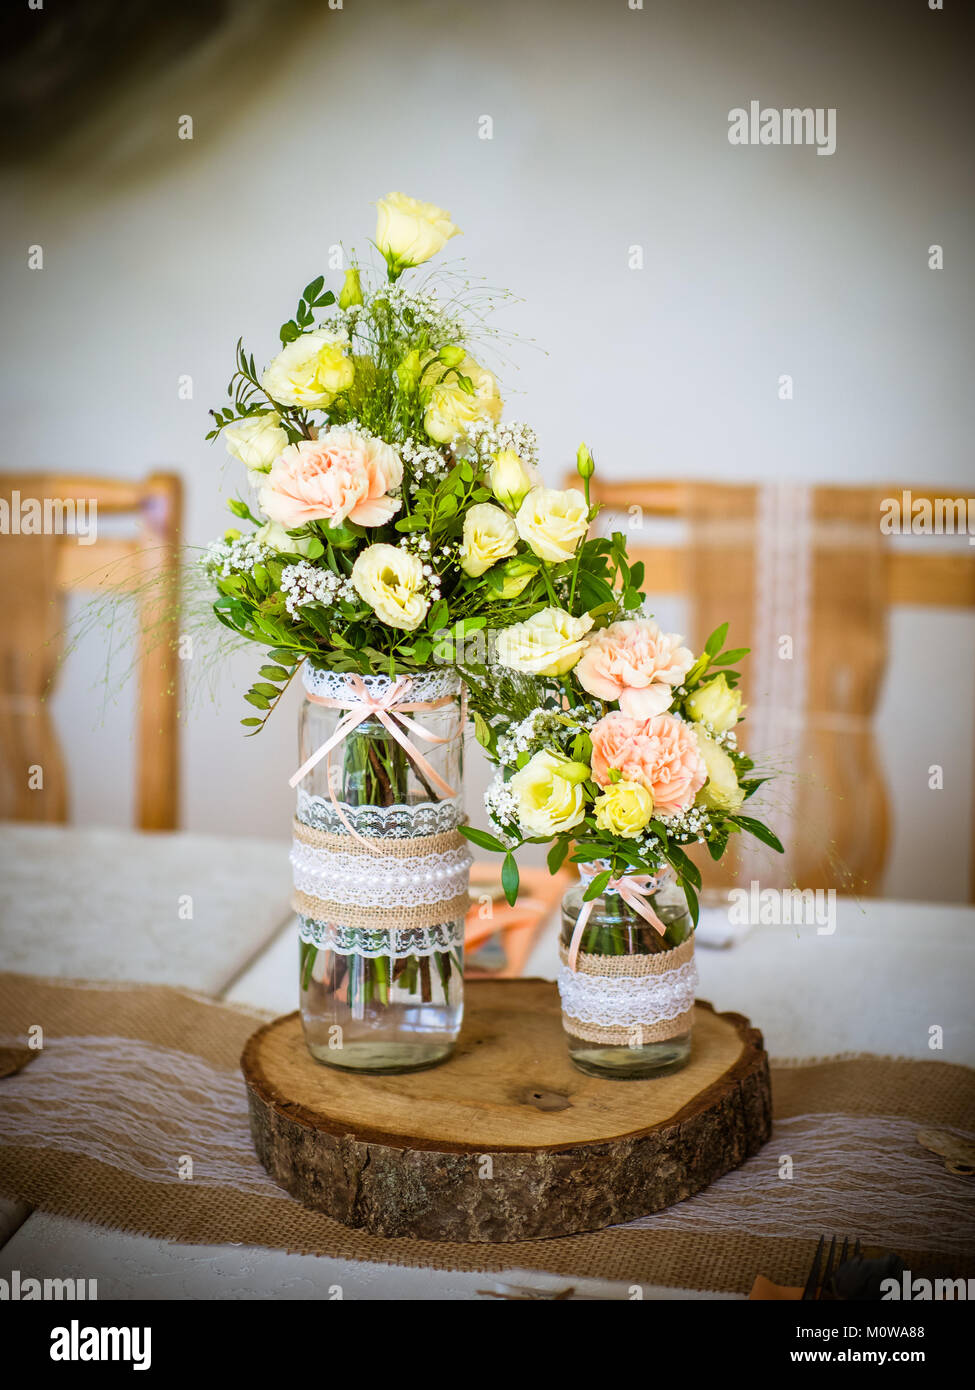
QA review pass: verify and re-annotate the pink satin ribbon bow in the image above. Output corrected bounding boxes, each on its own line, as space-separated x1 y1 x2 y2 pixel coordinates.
289 675 465 852
566 871 670 972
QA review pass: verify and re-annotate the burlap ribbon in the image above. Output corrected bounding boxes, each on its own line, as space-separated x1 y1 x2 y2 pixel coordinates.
291 820 471 934
559 937 697 1045
1 973 972 1293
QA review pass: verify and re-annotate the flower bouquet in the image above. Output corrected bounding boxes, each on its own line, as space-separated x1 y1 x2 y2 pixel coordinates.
458 555 783 1078
201 191 781 1077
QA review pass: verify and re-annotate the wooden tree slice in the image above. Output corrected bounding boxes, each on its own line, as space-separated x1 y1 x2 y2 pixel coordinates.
242 978 771 1242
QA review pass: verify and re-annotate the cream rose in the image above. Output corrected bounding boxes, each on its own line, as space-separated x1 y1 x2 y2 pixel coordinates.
515 486 589 564
423 354 502 444
259 428 402 530
509 750 589 838
376 193 460 271
488 450 535 512
694 726 745 812
576 619 694 718
593 781 654 838
224 411 288 473
459 502 519 577
352 544 429 631
262 329 354 410
684 674 743 734
495 607 594 677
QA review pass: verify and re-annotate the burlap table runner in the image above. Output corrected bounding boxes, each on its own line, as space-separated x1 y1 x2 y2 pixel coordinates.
1 972 972 1293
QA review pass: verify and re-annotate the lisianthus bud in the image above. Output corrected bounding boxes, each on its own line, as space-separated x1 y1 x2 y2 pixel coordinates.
223 528 241 541
497 556 535 598
338 268 363 309
396 349 422 390
489 450 534 512
438 345 466 369
576 442 595 480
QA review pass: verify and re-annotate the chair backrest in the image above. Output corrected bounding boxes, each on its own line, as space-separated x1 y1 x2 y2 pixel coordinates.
0 472 183 830
568 476 975 899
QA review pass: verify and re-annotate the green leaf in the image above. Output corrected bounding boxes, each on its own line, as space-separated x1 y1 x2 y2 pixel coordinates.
427 599 449 632
240 717 263 727
259 665 290 682
704 622 729 657
243 690 270 710
472 711 493 750
683 879 700 928
667 843 702 889
712 647 750 664
547 839 569 874
732 815 784 853
706 833 729 861
252 682 281 699
302 275 325 303
501 852 520 907
458 825 507 853
583 869 611 902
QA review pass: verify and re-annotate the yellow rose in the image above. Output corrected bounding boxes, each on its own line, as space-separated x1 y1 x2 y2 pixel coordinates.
495 607 594 677
693 726 745 812
224 411 288 473
459 502 518 577
262 330 355 410
515 486 589 564
593 781 654 838
352 543 429 631
684 673 743 733
375 192 460 272
488 450 535 512
509 750 589 838
423 354 502 444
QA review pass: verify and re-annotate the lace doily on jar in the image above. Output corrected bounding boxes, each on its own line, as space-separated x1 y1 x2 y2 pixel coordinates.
301 667 462 704
297 915 465 959
557 959 698 1029
290 837 472 909
296 791 463 839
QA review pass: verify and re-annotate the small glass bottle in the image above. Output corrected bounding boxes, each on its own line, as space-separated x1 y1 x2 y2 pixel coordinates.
559 866 695 1080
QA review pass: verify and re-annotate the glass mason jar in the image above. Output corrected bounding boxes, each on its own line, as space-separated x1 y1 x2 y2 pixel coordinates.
293 667 468 1074
559 864 696 1080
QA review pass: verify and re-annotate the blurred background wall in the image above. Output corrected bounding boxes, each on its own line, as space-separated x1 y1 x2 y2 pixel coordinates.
1 0 972 897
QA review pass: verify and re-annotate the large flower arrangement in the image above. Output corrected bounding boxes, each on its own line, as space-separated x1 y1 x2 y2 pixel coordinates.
202 192 781 924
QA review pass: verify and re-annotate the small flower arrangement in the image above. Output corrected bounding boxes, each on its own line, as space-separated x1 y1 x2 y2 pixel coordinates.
463 583 783 917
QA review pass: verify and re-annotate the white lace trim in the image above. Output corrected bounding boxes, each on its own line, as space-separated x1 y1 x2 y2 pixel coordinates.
557 959 698 1027
301 667 462 703
297 916 465 958
295 791 463 838
290 838 472 908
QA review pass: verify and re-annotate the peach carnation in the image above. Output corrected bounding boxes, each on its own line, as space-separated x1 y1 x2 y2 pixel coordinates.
576 619 694 718
590 711 707 819
259 428 402 530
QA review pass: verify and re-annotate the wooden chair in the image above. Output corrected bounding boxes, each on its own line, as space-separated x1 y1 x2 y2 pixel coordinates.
0 472 183 830
567 476 975 899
